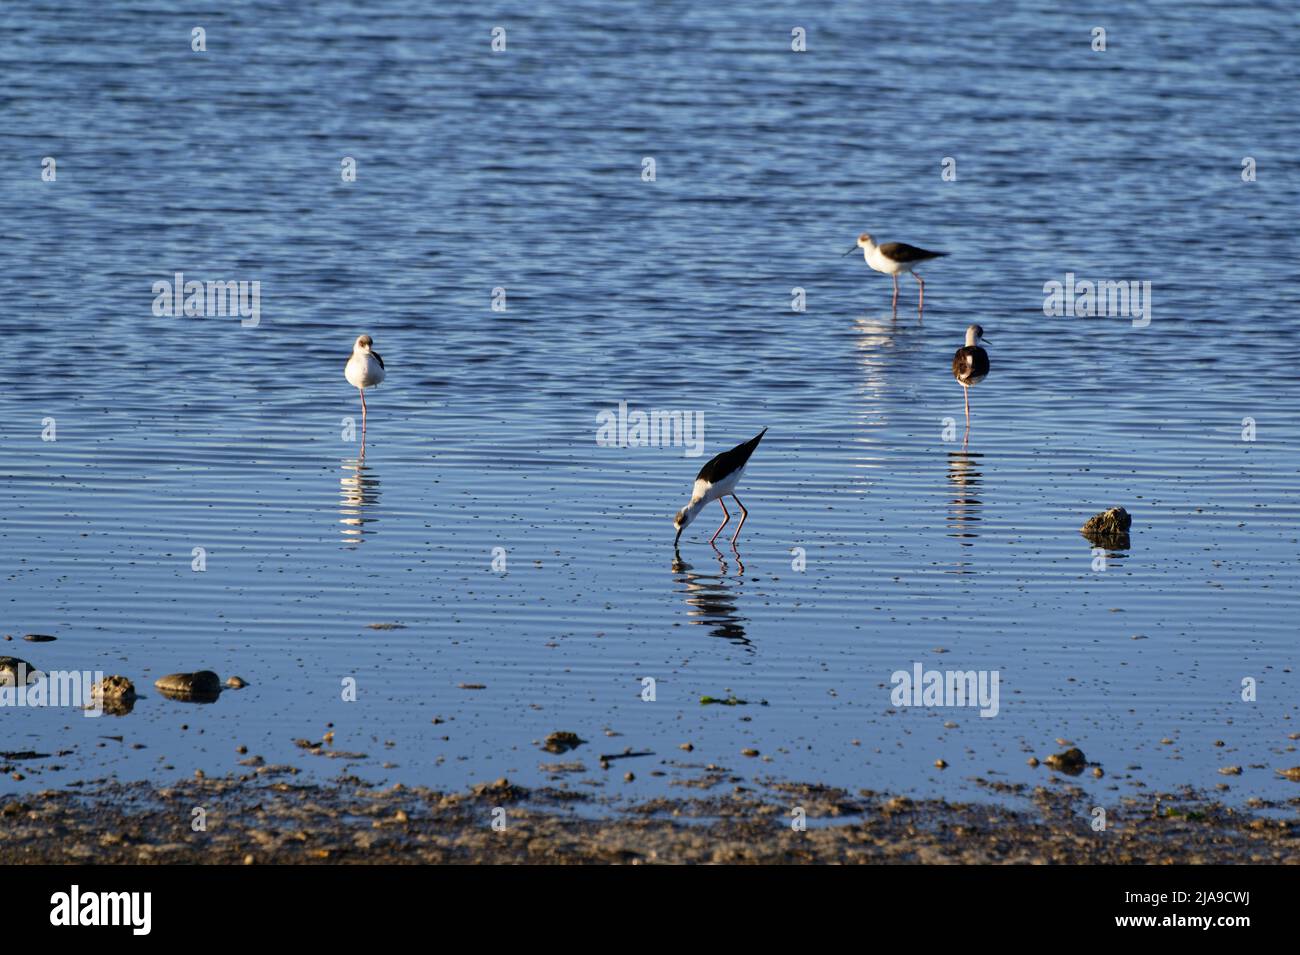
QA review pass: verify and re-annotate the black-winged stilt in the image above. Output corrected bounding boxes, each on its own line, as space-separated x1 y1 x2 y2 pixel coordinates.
844 233 947 314
345 335 386 439
952 324 990 432
673 428 767 550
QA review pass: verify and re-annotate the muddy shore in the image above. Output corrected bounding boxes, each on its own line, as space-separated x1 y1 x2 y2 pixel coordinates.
2 774 1297 864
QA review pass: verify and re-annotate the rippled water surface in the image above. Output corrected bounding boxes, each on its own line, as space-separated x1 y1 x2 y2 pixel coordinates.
3 1 1299 808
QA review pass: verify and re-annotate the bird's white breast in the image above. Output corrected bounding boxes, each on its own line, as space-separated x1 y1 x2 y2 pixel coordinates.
694 467 744 504
866 247 907 275
346 352 385 389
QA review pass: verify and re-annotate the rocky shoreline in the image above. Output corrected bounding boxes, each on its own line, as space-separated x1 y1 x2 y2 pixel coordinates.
2 775 1297 864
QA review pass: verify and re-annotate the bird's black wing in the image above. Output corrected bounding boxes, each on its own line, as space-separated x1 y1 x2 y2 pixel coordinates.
372 351 385 369
879 242 946 263
695 428 767 483
952 347 970 380
952 346 989 382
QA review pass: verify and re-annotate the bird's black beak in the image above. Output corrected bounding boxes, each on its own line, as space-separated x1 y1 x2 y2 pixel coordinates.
674 527 683 547
981 336 991 344
842 246 858 256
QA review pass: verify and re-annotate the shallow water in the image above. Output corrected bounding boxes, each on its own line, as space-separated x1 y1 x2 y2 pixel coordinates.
3 1 1299 810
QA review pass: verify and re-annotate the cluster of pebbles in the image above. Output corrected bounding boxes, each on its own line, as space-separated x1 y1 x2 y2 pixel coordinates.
1 636 245 715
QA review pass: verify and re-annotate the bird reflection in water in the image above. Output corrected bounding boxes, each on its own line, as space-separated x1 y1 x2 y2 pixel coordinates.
946 449 984 555
339 456 380 546
671 547 753 651
853 316 896 401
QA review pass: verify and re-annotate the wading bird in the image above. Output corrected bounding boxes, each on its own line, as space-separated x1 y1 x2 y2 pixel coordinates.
952 324 990 434
345 334 386 438
674 428 767 550
844 233 947 314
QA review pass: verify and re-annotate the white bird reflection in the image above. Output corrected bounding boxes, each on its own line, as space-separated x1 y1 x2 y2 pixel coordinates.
339 456 380 546
853 315 896 402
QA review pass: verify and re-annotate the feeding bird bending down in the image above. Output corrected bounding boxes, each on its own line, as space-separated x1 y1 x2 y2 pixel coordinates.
844 232 947 314
952 324 990 433
673 428 767 550
345 334 386 439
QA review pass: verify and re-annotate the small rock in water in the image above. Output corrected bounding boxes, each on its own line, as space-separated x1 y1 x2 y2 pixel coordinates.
1081 507 1132 547
1276 767 1300 781
90 676 137 716
92 675 136 699
0 657 43 686
22 634 57 643
542 731 586 754
1045 747 1087 775
1218 766 1242 776
154 670 222 702
935 759 948 769
225 676 247 689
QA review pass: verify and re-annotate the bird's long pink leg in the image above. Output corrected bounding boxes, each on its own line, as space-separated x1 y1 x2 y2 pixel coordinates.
963 385 971 431
360 388 368 432
730 495 749 547
915 272 925 314
891 274 899 314
708 499 731 545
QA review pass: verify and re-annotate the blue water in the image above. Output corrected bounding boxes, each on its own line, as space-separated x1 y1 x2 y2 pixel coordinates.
3 1 1299 811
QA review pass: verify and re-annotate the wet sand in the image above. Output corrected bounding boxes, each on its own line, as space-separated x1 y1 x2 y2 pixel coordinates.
3 774 1296 864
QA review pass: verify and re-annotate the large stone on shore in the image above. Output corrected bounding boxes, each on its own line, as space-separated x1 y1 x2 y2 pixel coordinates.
0 657 43 686
155 670 222 702
471 777 529 801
